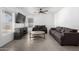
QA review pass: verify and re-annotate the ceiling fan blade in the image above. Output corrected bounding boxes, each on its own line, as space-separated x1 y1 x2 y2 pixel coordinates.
33 7 48 14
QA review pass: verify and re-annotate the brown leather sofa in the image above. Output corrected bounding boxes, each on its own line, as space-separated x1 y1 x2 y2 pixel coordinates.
49 27 79 46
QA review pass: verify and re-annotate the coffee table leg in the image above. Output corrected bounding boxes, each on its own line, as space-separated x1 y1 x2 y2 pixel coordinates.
30 33 31 40
43 34 45 39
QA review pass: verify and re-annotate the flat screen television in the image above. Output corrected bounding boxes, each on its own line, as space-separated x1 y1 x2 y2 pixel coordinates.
16 13 26 23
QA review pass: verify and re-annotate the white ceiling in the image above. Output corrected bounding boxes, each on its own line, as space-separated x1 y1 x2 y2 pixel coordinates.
15 7 63 15
49 7 63 14
25 7 63 15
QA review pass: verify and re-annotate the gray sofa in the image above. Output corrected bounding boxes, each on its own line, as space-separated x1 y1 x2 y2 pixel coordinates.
49 27 79 46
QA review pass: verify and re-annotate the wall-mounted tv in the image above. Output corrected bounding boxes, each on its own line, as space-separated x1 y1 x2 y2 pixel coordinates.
16 13 26 23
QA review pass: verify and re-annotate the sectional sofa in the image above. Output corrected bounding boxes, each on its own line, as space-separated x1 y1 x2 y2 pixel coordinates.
49 27 79 46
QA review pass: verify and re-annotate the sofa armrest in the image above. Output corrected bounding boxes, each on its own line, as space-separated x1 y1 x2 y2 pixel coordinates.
50 28 56 30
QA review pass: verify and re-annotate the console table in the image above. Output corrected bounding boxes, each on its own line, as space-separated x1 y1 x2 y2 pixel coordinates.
14 27 28 40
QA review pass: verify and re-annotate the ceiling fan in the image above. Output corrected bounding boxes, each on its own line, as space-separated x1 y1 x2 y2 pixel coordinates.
34 8 48 14
38 8 48 14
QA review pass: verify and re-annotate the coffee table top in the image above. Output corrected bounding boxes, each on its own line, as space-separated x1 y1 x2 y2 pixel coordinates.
31 31 45 34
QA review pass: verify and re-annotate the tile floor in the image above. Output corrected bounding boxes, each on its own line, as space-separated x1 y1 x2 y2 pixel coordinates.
1 34 79 51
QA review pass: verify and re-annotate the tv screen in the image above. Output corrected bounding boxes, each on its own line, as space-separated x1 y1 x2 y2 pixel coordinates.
16 13 26 23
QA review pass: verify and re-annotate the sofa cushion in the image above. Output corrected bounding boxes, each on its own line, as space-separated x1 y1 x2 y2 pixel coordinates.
56 27 77 33
50 30 56 34
56 27 62 32
60 28 65 33
63 27 77 33
51 28 56 30
54 31 64 42
70 29 77 32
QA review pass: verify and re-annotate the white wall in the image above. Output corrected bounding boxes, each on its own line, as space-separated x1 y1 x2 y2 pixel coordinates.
0 8 14 47
54 7 79 29
33 14 54 30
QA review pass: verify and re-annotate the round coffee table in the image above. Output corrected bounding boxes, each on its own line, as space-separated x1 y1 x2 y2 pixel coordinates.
30 31 45 39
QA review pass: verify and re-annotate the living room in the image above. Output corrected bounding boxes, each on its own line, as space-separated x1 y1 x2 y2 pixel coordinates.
0 7 79 51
